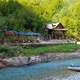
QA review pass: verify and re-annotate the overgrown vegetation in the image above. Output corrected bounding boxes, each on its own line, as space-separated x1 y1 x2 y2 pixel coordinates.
0 0 80 39
0 43 79 58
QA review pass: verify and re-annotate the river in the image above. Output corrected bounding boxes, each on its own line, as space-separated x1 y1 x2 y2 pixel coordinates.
0 58 80 80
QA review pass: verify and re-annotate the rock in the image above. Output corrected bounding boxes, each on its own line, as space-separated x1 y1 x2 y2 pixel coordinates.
0 54 52 68
3 56 41 66
29 56 41 64
0 59 10 68
18 56 29 65
35 56 41 62
40 53 49 62
0 62 6 68
3 56 29 66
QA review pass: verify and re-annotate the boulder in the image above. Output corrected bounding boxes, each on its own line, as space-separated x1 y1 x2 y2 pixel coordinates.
0 62 6 68
0 59 10 68
3 56 29 66
0 55 51 68
29 56 41 64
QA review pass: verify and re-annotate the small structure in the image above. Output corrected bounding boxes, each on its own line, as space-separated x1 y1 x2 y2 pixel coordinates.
15 32 40 36
4 31 15 36
4 31 41 43
46 23 68 39
0 39 4 44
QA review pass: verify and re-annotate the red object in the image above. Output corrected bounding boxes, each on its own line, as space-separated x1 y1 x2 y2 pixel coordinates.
0 39 4 44
4 31 15 36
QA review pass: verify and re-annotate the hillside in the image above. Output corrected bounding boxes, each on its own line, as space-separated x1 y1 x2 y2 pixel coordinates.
0 0 80 39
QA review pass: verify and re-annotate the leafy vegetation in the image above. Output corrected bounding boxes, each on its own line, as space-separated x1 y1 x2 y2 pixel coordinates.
0 43 79 58
0 0 80 39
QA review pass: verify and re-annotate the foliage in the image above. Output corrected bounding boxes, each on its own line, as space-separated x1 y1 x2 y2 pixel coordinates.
0 0 80 39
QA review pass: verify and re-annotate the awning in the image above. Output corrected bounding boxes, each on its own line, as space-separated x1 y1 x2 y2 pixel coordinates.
15 32 41 36
5 31 41 36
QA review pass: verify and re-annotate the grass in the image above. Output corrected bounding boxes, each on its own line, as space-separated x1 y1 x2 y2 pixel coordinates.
23 43 80 56
0 43 80 57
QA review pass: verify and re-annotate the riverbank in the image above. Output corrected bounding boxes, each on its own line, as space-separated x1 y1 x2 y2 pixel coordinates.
0 43 79 57
0 49 80 68
0 43 79 68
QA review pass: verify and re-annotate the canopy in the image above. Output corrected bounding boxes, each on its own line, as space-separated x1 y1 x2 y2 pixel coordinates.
5 31 41 36
15 32 41 36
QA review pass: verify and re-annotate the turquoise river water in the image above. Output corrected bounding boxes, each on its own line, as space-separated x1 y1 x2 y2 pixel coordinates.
0 58 80 80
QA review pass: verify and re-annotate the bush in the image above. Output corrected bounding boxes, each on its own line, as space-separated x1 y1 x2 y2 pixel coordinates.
0 45 23 58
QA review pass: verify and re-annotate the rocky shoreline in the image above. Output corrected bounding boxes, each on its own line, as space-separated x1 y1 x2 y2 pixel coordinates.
0 52 80 68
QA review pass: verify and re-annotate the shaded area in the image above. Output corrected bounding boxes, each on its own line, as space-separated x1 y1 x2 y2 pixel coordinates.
0 0 46 34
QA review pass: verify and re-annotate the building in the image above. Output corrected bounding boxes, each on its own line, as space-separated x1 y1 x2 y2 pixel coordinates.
4 31 41 43
46 23 68 39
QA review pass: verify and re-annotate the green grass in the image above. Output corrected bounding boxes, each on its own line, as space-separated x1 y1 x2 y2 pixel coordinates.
0 43 80 57
23 43 80 56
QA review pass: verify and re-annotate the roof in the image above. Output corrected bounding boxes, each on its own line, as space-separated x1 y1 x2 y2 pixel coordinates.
47 23 67 30
15 32 41 36
5 31 41 36
47 24 53 29
47 23 61 29
52 23 59 28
